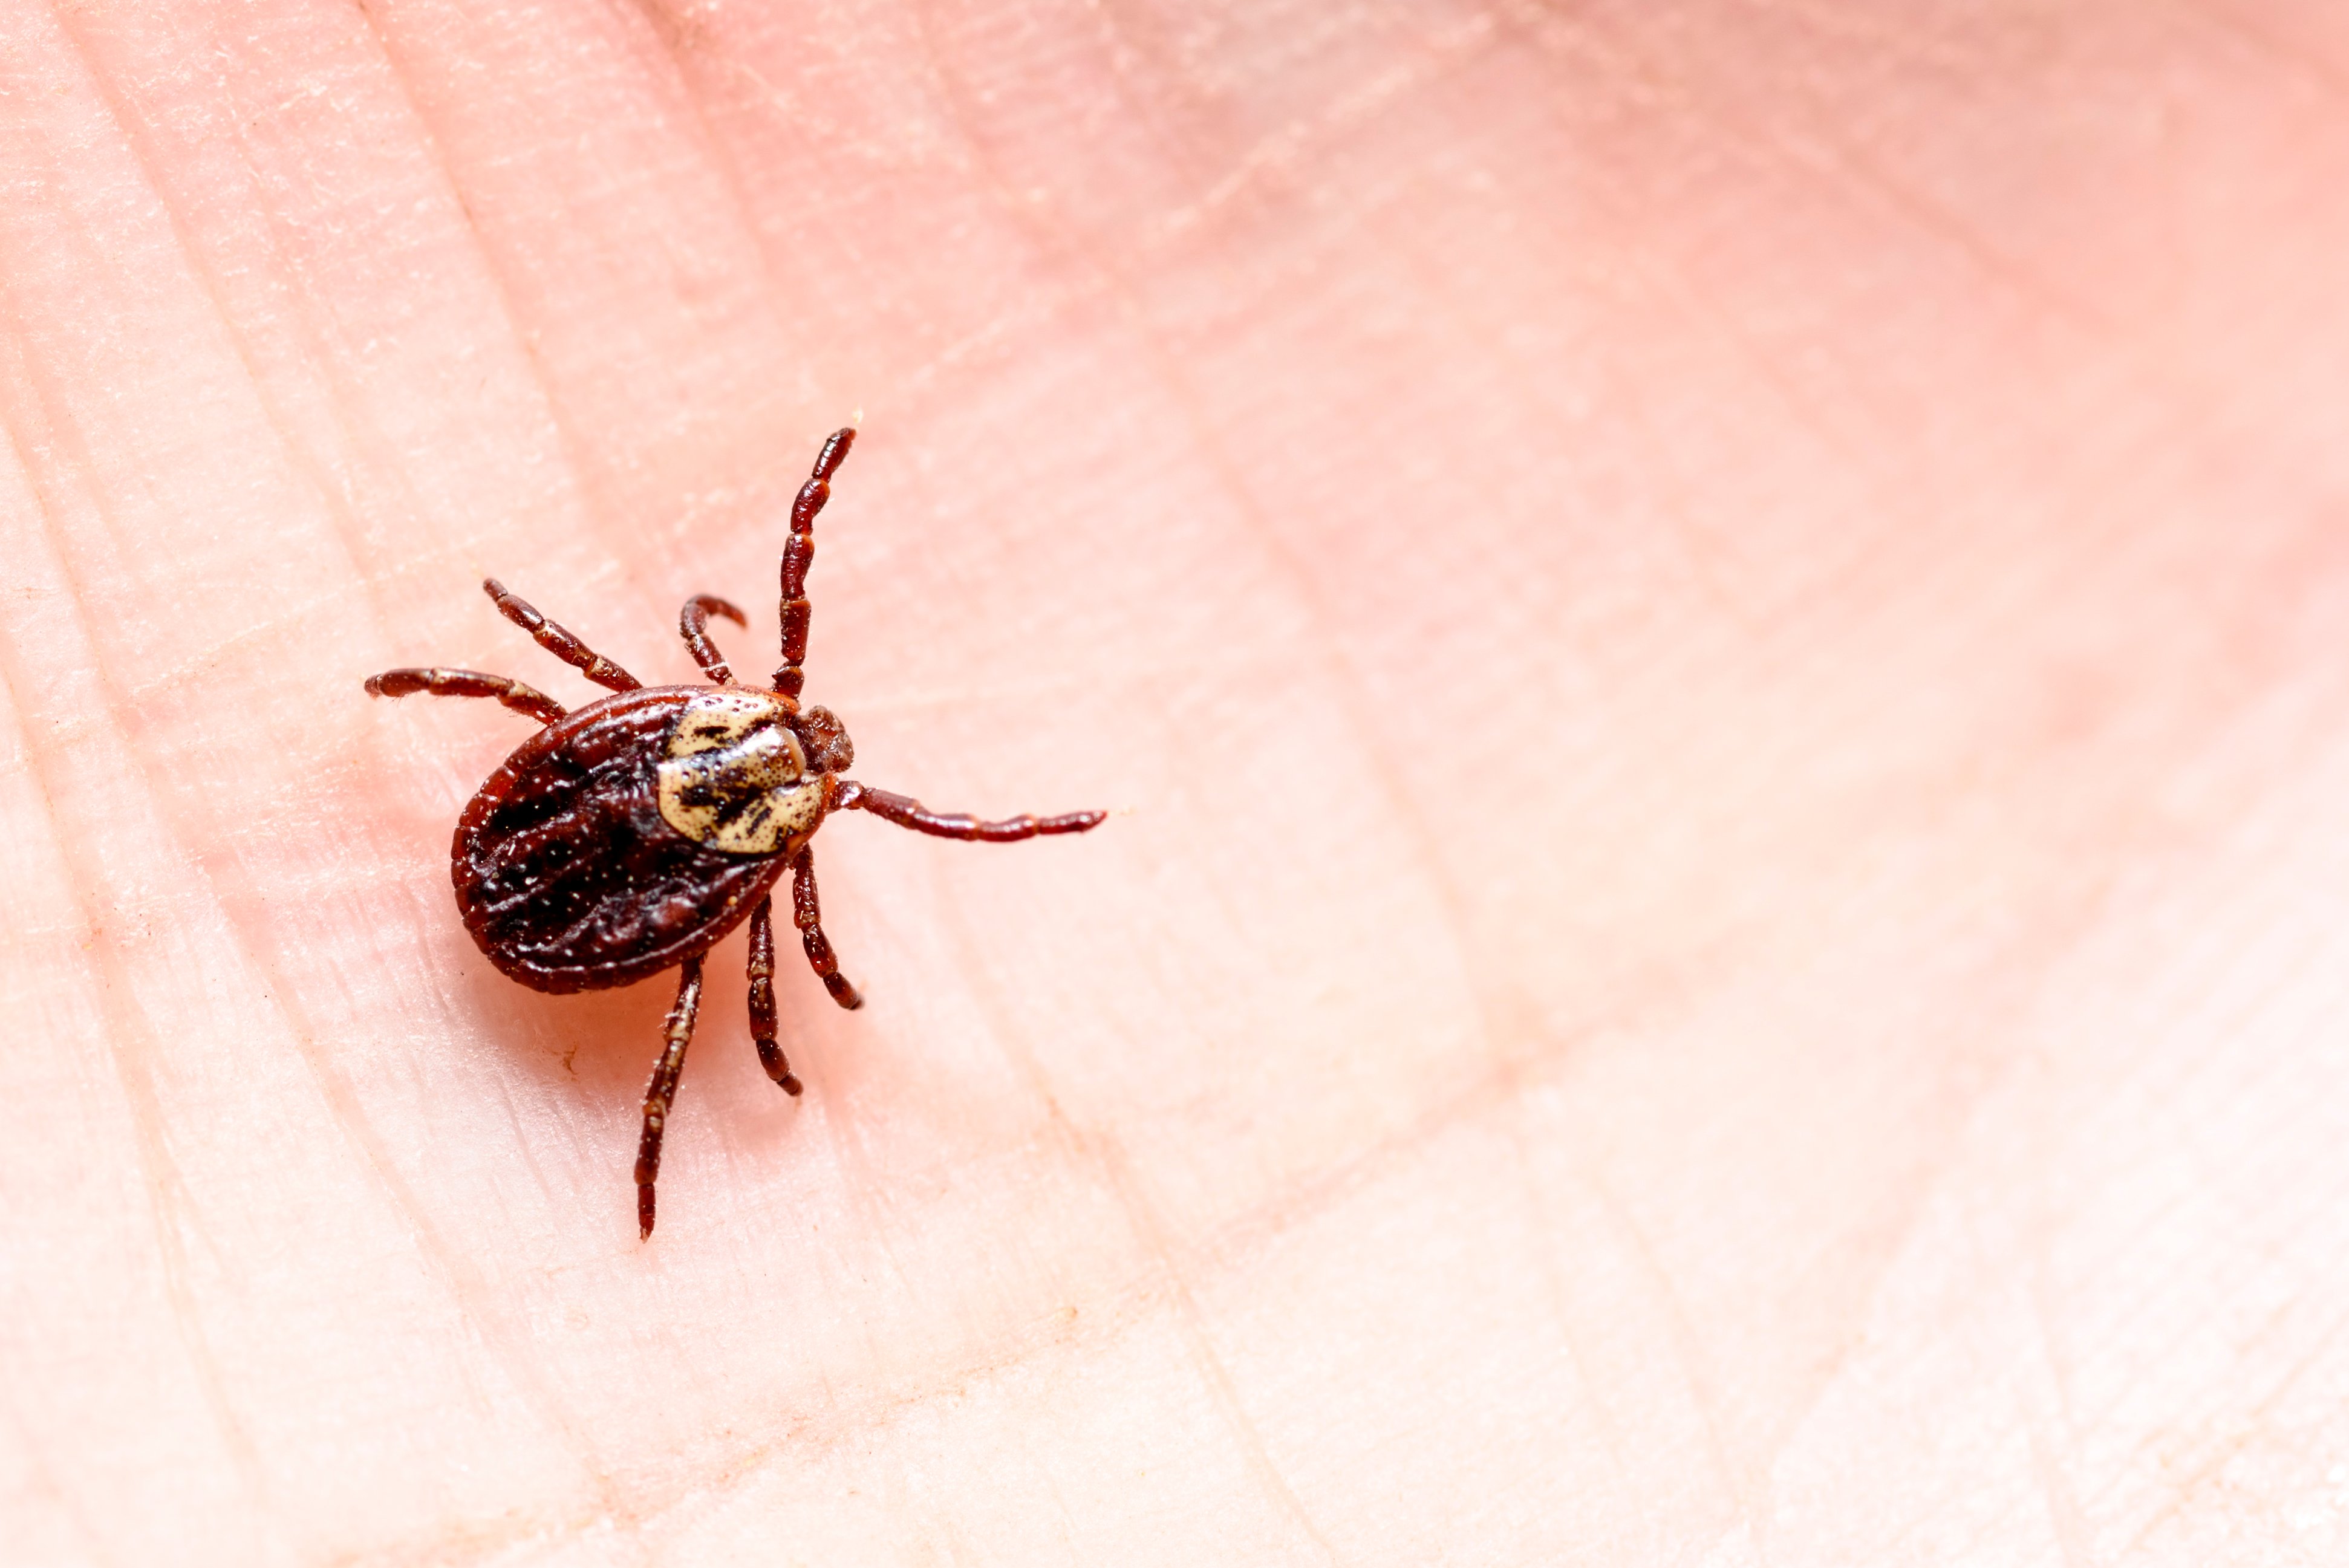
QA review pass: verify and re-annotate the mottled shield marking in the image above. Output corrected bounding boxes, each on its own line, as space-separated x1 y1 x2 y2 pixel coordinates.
656 689 830 854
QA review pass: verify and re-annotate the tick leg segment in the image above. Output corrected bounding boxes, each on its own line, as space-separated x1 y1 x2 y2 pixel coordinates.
792 847 863 1009
634 956 705 1240
772 426 856 700
836 782 1107 842
484 578 641 692
363 668 565 726
679 594 747 685
746 896 804 1092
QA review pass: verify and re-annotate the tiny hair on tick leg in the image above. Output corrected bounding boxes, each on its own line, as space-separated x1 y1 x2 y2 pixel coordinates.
363 427 1108 1238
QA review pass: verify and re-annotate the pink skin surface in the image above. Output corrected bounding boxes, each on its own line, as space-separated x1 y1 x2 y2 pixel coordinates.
5 2 2349 1563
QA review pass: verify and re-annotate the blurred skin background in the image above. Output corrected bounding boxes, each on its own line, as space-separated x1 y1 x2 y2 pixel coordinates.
5 1 2349 1562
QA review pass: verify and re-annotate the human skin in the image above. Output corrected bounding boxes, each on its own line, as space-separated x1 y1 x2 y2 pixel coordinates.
5 0 2349 1562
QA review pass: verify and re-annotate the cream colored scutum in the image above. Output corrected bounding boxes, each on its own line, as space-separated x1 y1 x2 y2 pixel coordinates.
656 690 827 855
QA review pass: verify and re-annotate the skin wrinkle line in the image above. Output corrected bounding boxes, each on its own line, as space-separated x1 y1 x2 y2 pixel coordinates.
906 0 1150 347
0 73 630 1553
1075 0 1221 203
0 674 111 1568
0 174 284 1509
1306 9 2349 1492
1738 851 2245 1550
1495 1105 1634 1482
883 46 1530 1558
2022 1066 2085 1468
1370 189 1768 636
914 44 1525 1113
123 767 639 1529
1139 12 1505 251
46 1 388 635
69 0 661 722
1758 24 2114 340
570 1012 1686 1563
817 1111 945 1368
0 1391 112 1568
804 914 933 1387
1591 350 1759 634
1796 119 2112 337
1724 862 2151 1538
1033 1461 1083 1561
607 0 805 371
2117 1292 2349 1550
1581 1162 1752 1542
121 568 442 706
2169 0 2349 105
0 423 273 1555
867 10 1502 418
920 24 1528 1101
2021 1391 2099 1568
1604 213 1903 523
338 0 660 641
414 999 1662 1566
207 59 522 640
1506 0 2113 337
469 949 1667 1557
1091 1151 1352 1568
485 1047 561 1213
855 83 1502 1541
829 647 1284 721
933 894 1343 1565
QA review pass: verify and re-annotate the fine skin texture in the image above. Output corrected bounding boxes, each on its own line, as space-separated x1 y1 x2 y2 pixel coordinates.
5 2 2349 1564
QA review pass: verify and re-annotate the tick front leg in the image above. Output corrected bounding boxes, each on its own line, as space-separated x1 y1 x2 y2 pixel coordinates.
634 957 705 1241
483 578 641 692
363 668 565 726
679 594 748 685
772 426 856 699
745 895 804 1093
836 782 1107 842
792 847 863 1009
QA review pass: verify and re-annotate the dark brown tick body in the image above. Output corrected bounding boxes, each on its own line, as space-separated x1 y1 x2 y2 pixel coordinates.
366 429 1104 1238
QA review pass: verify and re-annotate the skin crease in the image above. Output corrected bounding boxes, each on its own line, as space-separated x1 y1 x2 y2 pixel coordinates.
5 0 2349 1561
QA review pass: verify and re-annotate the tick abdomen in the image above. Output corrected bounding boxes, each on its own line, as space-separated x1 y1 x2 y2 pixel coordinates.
455 688 791 995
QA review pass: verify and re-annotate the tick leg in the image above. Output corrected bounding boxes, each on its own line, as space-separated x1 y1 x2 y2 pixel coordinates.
746 895 805 1091
791 847 863 1009
363 668 565 726
772 427 856 699
679 594 748 685
634 957 705 1241
836 781 1107 843
483 578 641 692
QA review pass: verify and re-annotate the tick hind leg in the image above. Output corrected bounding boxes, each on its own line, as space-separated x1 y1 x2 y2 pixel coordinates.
484 578 641 692
635 957 705 1240
792 848 862 1009
363 668 565 726
745 895 804 1093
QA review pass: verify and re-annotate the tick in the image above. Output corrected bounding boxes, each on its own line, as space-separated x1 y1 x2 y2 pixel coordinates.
365 429 1106 1238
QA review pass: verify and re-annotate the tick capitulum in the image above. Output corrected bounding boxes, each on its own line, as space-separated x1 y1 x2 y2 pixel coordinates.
365 429 1105 1239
